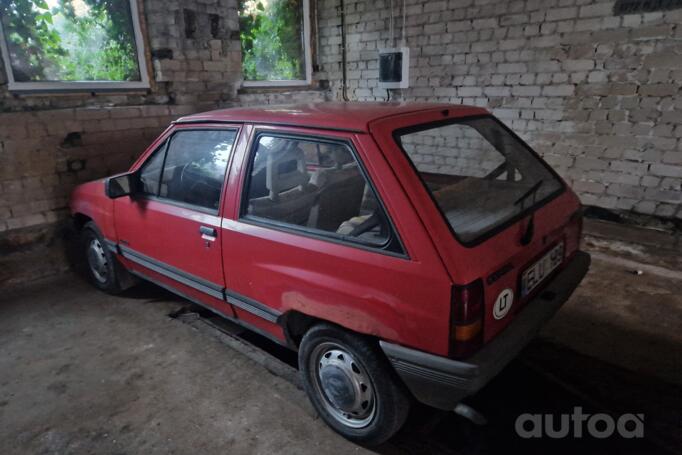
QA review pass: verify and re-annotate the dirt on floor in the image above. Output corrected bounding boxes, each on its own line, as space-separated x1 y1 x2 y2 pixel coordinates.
0 222 681 455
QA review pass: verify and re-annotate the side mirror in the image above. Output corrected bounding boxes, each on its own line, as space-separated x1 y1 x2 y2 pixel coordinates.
105 173 137 199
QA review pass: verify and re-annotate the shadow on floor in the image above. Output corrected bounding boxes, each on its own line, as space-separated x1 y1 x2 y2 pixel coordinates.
375 340 680 455
166 292 680 455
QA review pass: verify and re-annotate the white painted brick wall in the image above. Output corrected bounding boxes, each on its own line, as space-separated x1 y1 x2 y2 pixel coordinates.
317 0 682 219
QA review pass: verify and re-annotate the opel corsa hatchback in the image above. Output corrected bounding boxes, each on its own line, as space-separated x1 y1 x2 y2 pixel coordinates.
71 103 590 445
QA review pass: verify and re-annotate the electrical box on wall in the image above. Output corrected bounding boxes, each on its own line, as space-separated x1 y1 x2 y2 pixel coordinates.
378 47 409 89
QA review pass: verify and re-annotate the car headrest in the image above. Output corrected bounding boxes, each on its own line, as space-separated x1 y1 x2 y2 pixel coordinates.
331 147 353 169
265 144 310 199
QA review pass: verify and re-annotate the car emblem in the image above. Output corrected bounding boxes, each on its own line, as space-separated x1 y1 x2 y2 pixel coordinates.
493 288 514 320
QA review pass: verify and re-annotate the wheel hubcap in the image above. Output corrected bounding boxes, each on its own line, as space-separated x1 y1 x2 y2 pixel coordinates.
87 238 108 284
311 343 375 428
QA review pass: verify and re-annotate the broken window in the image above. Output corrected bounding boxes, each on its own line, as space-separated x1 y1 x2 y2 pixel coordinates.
0 0 149 91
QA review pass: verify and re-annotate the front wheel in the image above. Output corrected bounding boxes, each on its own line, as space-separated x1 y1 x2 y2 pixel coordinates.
81 222 125 294
299 324 410 446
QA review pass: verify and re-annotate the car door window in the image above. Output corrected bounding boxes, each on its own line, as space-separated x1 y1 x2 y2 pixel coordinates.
242 134 397 249
139 129 237 211
138 141 167 195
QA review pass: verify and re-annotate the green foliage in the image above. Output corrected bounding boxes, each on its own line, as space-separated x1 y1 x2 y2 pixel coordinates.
1 0 64 80
50 4 139 81
239 0 305 81
0 0 140 82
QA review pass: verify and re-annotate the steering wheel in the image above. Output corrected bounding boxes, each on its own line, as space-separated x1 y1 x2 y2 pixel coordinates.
179 162 194 186
178 162 221 206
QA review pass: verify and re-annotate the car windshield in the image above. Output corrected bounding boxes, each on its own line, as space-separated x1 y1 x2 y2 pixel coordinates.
395 116 563 245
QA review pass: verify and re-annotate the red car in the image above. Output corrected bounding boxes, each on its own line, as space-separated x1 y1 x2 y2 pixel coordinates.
70 103 590 445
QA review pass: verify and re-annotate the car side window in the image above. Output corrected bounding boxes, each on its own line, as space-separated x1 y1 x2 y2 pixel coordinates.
139 141 167 195
138 129 237 211
242 134 396 249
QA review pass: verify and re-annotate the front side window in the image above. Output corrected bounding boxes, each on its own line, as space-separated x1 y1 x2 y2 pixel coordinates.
139 129 237 211
396 117 563 245
139 141 167 196
238 0 311 86
243 135 395 248
0 0 149 91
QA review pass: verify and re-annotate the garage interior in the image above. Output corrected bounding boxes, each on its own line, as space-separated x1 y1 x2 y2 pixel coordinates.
0 0 681 454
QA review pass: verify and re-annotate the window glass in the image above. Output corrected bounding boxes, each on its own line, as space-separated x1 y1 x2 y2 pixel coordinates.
397 117 563 244
297 141 340 168
139 141 166 195
156 130 237 210
238 0 308 82
243 135 392 247
0 0 147 90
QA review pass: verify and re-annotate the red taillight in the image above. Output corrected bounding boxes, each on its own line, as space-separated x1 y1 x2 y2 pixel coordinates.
450 280 484 359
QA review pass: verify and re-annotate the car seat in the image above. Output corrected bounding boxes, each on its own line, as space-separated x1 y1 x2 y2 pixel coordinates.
308 147 366 232
248 142 318 226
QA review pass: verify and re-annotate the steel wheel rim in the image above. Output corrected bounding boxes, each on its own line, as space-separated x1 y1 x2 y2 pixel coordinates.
87 238 108 284
309 341 376 429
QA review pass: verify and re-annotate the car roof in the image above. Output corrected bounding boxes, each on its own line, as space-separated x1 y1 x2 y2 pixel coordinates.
175 102 489 132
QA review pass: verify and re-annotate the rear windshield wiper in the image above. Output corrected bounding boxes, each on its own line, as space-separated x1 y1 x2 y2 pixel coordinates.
514 179 544 206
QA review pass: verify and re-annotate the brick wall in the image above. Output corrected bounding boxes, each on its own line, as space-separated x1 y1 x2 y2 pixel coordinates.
317 0 682 220
0 106 185 231
400 122 504 177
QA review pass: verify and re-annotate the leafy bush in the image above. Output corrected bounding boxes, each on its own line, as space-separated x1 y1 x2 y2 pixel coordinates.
239 0 305 81
1 0 140 82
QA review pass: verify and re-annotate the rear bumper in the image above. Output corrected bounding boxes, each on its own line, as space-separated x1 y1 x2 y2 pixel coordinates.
380 251 591 410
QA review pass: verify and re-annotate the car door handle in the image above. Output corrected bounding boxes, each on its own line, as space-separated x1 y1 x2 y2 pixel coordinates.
199 226 217 238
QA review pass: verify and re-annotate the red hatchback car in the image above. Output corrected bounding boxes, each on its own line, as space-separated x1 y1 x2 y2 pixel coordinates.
70 102 590 445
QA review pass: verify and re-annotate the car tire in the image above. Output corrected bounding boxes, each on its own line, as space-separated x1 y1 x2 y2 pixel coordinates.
299 323 411 446
81 222 125 294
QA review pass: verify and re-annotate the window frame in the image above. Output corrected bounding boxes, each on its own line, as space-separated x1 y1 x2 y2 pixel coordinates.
136 127 239 216
238 130 406 257
240 0 313 88
0 0 150 93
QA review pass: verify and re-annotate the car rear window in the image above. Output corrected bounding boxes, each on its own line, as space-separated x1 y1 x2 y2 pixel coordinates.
395 116 563 245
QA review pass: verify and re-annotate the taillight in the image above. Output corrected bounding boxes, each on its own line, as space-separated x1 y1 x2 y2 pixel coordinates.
450 280 484 359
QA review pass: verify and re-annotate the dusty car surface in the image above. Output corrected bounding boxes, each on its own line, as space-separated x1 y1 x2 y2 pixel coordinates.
70 102 590 445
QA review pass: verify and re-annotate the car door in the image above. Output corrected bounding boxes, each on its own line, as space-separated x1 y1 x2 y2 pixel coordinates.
219 126 453 352
114 125 240 317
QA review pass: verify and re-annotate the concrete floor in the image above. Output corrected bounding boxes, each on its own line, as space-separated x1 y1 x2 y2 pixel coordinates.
1 222 681 454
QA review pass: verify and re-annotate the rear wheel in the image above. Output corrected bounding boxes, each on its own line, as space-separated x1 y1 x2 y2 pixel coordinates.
299 324 410 446
81 222 124 294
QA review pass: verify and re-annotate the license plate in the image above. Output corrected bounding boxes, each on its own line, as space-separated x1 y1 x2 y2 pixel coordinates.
521 242 564 296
